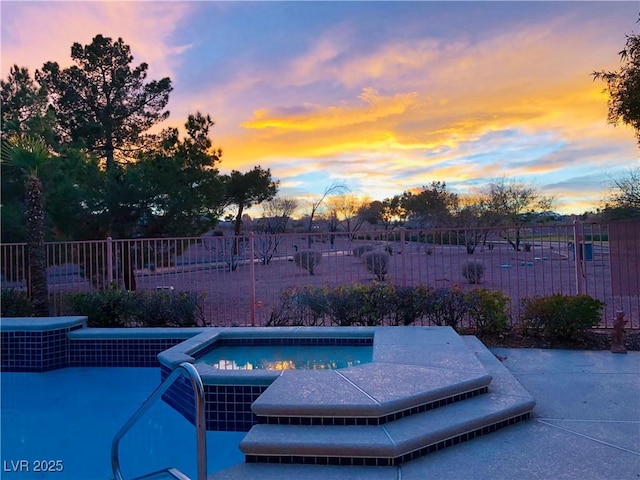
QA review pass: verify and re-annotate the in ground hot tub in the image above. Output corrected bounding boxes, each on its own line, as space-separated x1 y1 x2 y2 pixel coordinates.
157 327 375 431
196 343 373 371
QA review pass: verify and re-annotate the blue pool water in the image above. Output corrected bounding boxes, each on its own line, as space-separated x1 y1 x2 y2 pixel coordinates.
197 345 373 370
1 368 244 480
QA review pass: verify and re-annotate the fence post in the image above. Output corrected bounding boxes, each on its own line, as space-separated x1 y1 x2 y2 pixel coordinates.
250 233 256 327
400 228 407 287
107 237 113 287
572 221 583 295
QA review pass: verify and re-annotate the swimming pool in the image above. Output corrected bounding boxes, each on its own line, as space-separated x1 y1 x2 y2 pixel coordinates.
0 367 244 480
0 319 536 475
196 344 373 370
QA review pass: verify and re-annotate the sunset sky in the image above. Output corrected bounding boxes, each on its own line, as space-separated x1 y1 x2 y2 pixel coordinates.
2 1 639 215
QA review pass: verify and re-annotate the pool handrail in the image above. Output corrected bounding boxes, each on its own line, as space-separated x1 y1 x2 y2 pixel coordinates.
111 362 207 480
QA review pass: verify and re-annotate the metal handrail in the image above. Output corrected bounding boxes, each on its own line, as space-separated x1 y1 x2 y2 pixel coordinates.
111 362 207 480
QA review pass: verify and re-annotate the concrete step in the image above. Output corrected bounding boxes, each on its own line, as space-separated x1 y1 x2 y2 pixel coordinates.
239 335 535 465
240 392 533 465
207 332 535 479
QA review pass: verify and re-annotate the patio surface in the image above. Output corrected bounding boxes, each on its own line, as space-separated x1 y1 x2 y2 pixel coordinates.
211 347 640 480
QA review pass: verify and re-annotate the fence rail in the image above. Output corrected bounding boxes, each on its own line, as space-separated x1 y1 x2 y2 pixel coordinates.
2 221 639 329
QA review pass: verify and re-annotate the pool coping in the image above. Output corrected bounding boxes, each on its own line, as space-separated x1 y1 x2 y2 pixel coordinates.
0 316 87 331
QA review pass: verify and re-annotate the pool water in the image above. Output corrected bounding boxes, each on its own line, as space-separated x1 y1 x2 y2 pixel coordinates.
197 345 373 370
1 368 244 480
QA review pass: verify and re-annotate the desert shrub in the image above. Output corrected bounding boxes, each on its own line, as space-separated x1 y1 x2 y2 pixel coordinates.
461 260 484 284
293 250 323 275
352 245 375 257
66 290 204 327
520 293 604 340
467 289 509 336
1 289 35 317
362 251 390 281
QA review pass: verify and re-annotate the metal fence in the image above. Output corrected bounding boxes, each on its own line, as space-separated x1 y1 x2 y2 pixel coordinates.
2 221 639 329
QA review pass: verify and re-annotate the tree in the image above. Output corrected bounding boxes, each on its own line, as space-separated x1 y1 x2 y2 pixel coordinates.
360 196 409 231
482 177 555 251
131 112 225 238
1 65 56 144
326 194 370 237
1 135 51 316
36 34 172 171
304 182 348 246
593 17 640 145
254 196 299 265
223 166 278 237
601 167 640 220
258 197 299 234
454 195 501 253
401 181 459 228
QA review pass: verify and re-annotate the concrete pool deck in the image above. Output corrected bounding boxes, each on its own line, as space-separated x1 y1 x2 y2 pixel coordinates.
209 347 640 480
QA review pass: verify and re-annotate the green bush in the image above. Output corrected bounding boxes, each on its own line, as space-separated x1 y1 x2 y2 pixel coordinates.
520 293 604 340
421 287 472 330
467 289 509 336
268 283 510 335
390 285 430 326
268 285 335 326
326 284 371 326
293 250 323 275
66 289 204 327
361 251 390 281
1 289 35 317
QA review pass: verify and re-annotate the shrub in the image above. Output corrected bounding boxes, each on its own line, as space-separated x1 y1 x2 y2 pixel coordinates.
326 284 370 326
66 289 204 327
267 283 510 334
293 250 323 275
467 289 509 336
291 286 330 326
422 286 472 330
362 251 390 281
461 260 484 284
390 285 429 326
520 293 604 340
1 289 35 317
352 245 375 257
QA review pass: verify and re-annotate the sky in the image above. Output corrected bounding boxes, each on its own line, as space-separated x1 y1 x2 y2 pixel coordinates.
1 1 639 216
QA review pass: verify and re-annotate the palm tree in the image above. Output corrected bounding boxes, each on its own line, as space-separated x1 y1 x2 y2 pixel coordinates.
1 135 51 316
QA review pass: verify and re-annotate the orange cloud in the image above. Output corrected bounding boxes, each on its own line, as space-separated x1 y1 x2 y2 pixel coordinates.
242 88 418 131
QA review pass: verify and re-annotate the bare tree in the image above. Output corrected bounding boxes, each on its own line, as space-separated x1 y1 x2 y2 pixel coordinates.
258 197 299 234
327 194 370 239
304 182 348 247
254 196 299 265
